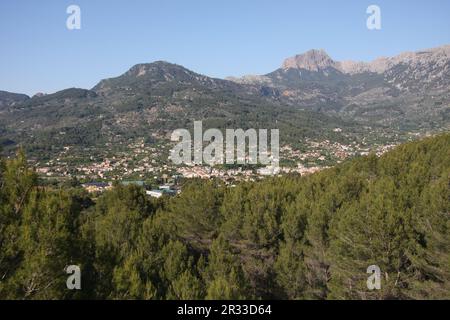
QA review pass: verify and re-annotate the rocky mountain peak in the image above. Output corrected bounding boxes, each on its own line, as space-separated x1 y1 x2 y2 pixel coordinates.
124 61 189 78
282 49 336 71
93 61 199 94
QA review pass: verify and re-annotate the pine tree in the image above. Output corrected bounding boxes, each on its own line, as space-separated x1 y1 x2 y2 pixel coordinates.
0 150 38 298
12 189 80 299
171 270 203 300
203 235 248 299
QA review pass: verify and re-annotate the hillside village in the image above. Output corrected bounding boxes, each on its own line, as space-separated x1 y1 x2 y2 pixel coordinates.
27 133 404 197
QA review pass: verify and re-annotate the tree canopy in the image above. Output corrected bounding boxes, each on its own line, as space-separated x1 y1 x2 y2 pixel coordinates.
0 134 449 299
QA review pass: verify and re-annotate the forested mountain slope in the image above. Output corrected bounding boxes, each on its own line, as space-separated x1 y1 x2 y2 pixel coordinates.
0 62 356 157
2 45 450 159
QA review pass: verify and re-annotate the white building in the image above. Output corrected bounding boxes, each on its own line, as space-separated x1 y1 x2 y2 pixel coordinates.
146 190 164 198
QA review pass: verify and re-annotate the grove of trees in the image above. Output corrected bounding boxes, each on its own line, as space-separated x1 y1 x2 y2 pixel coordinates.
0 134 449 299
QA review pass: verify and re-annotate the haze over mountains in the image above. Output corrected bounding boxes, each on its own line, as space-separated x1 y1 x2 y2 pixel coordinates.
0 45 449 157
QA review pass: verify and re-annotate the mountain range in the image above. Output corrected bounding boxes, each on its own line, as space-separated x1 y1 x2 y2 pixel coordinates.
0 45 449 158
228 45 450 128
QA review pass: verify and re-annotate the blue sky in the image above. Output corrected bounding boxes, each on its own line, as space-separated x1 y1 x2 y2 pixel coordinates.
1 0 450 96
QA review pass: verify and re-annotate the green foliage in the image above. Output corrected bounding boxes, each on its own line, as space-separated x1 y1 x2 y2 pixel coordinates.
166 180 224 245
0 150 87 299
0 134 449 299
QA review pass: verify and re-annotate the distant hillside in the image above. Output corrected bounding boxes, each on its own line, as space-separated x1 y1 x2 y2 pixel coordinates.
229 45 450 129
0 90 29 109
0 62 357 157
1 45 449 159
